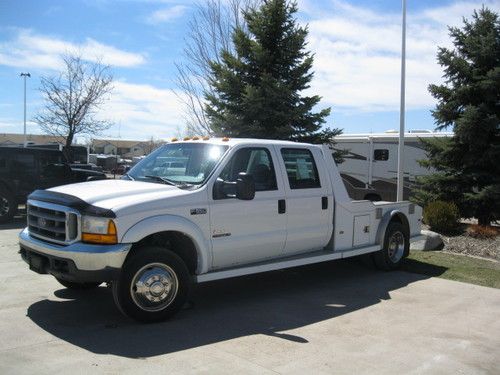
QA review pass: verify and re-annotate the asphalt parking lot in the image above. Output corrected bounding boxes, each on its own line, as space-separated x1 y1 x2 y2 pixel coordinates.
1 221 499 374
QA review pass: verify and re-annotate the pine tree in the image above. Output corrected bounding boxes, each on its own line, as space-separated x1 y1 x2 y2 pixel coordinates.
204 0 341 145
414 8 500 225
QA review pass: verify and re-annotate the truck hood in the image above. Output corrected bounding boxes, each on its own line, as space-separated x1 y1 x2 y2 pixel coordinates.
48 179 191 211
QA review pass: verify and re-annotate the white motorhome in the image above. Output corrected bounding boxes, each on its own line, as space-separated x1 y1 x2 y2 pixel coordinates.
333 130 453 201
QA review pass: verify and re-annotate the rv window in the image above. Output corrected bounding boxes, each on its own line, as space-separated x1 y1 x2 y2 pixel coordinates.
374 149 389 161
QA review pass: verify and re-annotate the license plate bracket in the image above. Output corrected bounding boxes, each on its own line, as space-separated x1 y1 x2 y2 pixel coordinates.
29 252 48 274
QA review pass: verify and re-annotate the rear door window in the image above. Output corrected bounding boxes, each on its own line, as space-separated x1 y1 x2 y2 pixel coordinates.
280 148 321 189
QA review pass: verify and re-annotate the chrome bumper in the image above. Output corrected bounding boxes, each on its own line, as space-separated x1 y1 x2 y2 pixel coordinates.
19 228 131 271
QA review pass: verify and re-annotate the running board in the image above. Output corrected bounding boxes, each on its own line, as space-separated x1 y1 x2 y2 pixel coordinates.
196 245 381 283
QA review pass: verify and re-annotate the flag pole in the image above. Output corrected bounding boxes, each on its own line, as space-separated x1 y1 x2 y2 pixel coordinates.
397 0 406 201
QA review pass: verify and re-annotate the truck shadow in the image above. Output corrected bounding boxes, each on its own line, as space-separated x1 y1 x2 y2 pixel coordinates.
27 259 446 358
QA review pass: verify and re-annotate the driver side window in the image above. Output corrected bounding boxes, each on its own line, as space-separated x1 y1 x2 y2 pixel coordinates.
219 147 277 192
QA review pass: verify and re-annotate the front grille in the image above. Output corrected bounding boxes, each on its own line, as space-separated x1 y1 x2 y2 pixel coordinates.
27 202 79 245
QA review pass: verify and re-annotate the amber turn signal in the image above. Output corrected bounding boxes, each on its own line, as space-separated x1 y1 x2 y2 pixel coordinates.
82 220 117 244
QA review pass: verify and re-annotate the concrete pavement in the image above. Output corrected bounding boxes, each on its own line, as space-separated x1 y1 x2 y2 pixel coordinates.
0 223 499 374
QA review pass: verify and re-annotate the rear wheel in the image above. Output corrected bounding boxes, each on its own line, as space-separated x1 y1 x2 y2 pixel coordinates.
55 277 101 290
374 222 409 270
0 188 16 223
112 246 190 323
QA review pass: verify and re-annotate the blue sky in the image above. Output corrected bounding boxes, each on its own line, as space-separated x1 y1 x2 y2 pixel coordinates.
0 0 498 142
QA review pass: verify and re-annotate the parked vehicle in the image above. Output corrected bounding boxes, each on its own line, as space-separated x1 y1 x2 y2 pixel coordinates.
69 163 104 173
333 131 453 201
111 165 130 175
19 138 423 322
0 147 106 222
27 144 89 164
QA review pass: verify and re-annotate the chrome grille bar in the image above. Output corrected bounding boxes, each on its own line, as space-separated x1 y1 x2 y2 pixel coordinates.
27 200 81 245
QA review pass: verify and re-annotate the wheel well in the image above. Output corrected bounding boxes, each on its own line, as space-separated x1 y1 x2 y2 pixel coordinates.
0 180 13 195
389 212 410 236
129 231 198 274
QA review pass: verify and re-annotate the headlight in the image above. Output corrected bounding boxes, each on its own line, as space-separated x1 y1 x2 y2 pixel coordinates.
82 216 117 244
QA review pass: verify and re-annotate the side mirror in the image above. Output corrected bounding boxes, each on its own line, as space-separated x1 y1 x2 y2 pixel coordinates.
236 172 255 200
212 172 255 200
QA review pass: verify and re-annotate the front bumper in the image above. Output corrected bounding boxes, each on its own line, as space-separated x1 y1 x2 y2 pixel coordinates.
19 228 131 283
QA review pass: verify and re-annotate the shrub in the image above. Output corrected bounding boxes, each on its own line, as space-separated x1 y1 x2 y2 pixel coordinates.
423 201 460 233
466 224 500 239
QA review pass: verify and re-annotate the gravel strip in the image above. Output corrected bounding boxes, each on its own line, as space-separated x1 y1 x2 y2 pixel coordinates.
422 224 500 261
442 235 500 261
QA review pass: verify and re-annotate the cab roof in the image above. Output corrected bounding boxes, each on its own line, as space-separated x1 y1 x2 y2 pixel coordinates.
173 137 318 148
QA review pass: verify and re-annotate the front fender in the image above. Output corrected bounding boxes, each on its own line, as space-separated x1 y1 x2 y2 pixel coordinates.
375 210 410 246
120 214 210 274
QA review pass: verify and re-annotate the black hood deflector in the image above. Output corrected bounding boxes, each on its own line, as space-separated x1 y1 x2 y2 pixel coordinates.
28 190 116 218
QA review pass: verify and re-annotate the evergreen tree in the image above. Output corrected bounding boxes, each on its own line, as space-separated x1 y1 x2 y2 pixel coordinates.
204 0 341 145
414 8 500 225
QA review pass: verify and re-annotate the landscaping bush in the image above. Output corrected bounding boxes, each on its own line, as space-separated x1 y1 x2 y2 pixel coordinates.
466 224 500 239
423 201 460 233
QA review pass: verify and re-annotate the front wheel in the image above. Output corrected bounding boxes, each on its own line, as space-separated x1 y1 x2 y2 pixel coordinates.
373 222 409 270
112 246 190 323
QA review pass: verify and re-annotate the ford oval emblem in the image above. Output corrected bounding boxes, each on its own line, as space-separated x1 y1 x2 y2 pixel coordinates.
38 217 48 227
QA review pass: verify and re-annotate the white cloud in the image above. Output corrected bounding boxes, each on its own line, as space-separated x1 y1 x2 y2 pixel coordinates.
100 81 185 139
147 5 188 24
0 82 184 140
302 0 498 112
0 29 145 70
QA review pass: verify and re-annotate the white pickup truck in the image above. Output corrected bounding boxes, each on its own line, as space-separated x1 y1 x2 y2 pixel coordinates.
20 138 423 322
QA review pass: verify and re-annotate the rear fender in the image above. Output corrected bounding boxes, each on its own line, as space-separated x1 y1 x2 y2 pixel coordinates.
375 210 410 246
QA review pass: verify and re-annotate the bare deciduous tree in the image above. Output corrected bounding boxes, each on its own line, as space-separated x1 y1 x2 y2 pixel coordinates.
35 54 114 155
175 0 259 136
142 136 166 155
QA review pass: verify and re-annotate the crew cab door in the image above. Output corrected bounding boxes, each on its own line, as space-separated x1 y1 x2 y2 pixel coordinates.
277 147 333 255
209 146 287 269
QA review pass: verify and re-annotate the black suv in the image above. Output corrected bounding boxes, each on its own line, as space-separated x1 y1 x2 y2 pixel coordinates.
0 147 106 222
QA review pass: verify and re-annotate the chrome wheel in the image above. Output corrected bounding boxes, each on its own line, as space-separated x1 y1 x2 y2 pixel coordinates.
387 231 405 263
130 263 179 312
0 196 9 216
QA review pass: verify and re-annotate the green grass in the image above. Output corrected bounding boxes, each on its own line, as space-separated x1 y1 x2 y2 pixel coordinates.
403 251 500 289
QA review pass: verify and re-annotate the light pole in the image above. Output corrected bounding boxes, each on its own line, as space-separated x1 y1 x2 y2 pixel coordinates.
20 72 31 147
397 0 406 201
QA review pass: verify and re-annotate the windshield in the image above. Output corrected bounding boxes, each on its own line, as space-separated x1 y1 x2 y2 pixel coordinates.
127 143 228 185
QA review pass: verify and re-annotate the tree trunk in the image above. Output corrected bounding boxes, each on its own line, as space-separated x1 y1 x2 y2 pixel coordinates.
63 134 74 163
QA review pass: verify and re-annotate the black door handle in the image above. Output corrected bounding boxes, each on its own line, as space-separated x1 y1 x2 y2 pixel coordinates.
322 196 328 210
278 199 286 214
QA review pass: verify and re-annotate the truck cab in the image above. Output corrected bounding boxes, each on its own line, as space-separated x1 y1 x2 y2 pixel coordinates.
19 138 423 322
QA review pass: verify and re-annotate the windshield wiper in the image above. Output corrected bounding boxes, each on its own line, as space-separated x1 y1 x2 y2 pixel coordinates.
144 175 178 186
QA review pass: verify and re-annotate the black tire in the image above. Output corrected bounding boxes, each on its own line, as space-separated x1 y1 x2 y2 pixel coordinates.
373 222 409 271
0 188 16 223
55 277 101 290
112 246 191 323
